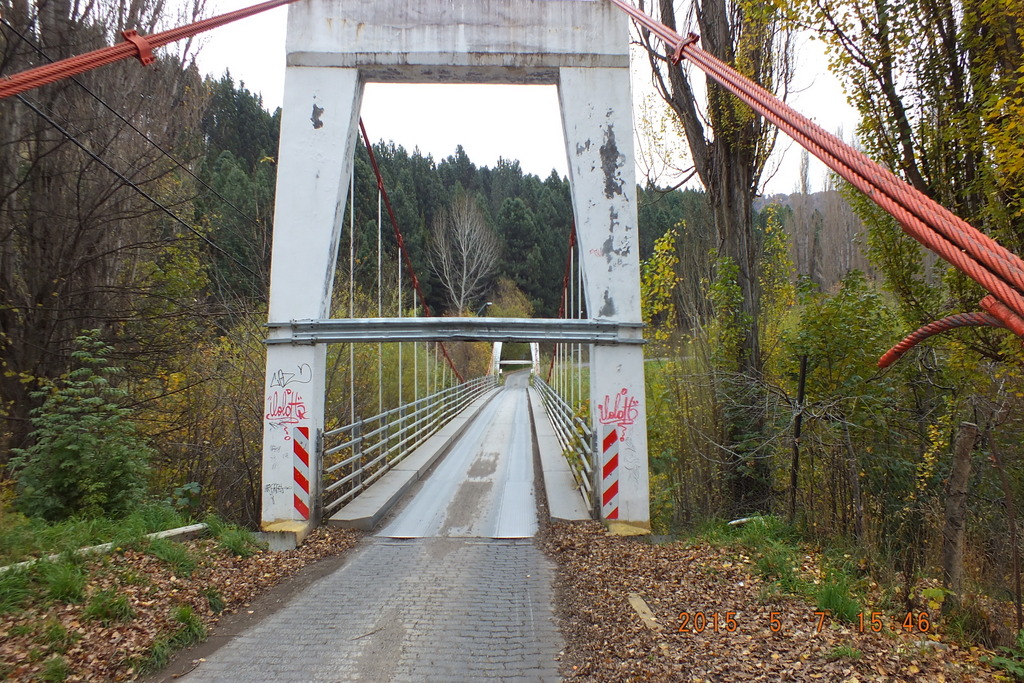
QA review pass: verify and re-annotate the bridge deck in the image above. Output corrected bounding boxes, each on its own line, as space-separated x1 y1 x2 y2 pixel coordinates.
188 373 567 681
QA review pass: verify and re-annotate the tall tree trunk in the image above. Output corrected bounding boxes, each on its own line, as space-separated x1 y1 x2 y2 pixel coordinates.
941 422 979 614
843 421 865 538
643 0 791 514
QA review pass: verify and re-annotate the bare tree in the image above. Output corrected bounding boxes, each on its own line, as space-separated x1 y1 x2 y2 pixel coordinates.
429 193 500 315
0 0 208 462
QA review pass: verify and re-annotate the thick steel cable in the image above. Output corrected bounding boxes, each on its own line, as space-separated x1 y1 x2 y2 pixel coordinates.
679 41 1024 352
980 296 1024 338
877 312 1004 368
358 119 465 382
0 0 300 100
678 44 1024 298
607 0 1024 359
683 50 1024 318
612 0 1024 302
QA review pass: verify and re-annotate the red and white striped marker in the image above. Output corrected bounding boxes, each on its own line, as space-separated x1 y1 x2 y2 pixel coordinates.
601 425 619 520
293 426 311 520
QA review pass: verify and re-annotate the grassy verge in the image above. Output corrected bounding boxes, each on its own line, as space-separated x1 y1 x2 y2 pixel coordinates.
0 501 190 566
696 516 877 626
0 502 357 681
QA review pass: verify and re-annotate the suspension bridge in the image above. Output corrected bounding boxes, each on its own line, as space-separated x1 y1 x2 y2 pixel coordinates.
6 0 1024 677
6 0 1024 547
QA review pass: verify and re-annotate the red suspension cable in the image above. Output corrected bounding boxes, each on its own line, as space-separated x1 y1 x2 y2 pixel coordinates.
546 227 577 384
607 0 1024 364
877 312 1003 368
358 119 465 383
0 0 300 100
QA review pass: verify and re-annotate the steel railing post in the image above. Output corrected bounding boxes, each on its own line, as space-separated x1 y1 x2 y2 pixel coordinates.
353 419 363 491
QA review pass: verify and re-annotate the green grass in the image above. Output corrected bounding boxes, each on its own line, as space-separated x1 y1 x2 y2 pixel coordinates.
141 638 175 674
36 560 86 604
203 587 226 614
826 644 862 662
38 617 79 652
203 513 265 558
696 516 816 596
217 528 264 558
146 538 197 576
137 605 208 674
691 515 871 631
84 589 135 625
0 502 188 566
0 567 32 614
9 621 34 637
816 573 862 623
39 655 70 682
755 542 805 593
118 568 150 586
172 605 207 644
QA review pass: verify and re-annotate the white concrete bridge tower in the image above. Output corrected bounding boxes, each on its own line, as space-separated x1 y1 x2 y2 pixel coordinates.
261 0 651 543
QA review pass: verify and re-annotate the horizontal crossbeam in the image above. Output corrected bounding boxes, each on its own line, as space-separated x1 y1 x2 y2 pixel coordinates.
265 317 645 345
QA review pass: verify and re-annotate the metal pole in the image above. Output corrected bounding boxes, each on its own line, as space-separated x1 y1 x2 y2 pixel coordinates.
413 289 419 402
577 246 584 409
377 189 383 414
349 165 356 425
398 246 403 410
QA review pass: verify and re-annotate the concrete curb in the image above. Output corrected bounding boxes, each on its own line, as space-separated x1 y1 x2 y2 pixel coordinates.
328 387 502 531
527 387 591 521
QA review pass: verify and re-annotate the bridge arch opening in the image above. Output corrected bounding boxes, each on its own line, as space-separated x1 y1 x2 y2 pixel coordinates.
261 0 650 543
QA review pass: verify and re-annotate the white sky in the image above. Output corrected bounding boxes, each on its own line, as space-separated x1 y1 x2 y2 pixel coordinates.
192 1 858 194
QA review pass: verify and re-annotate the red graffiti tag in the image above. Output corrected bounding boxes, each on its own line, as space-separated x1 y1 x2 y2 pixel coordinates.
597 388 640 441
265 388 307 427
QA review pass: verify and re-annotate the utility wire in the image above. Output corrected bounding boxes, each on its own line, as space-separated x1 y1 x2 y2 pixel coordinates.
15 92 260 279
0 16 265 235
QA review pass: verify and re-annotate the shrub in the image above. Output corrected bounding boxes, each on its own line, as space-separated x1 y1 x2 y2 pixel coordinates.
10 331 152 522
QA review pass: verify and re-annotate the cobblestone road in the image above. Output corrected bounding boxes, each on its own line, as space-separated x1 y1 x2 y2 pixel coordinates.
188 376 562 682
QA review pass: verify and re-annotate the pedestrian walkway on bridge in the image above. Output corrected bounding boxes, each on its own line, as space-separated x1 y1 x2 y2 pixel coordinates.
182 373 566 682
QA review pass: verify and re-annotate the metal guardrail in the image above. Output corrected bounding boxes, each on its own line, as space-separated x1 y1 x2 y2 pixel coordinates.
265 317 645 345
321 376 497 515
532 375 595 514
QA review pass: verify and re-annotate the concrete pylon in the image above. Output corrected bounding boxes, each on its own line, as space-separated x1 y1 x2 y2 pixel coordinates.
559 66 649 534
490 342 503 377
261 67 364 547
261 0 650 542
